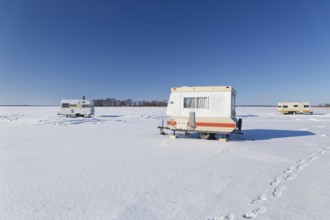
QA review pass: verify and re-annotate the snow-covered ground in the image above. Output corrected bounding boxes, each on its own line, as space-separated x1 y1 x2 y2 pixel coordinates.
1 106 330 220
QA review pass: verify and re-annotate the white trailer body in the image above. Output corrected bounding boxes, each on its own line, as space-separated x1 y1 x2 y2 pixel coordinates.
166 86 240 138
277 102 313 114
59 99 94 117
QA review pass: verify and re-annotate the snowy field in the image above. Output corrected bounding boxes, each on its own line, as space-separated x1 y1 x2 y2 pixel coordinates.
1 106 330 220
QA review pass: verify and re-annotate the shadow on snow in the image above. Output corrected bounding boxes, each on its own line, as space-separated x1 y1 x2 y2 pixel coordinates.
99 115 123 118
242 129 315 141
166 129 315 141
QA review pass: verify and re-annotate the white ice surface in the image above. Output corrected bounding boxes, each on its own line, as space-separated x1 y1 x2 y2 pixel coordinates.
1 107 330 219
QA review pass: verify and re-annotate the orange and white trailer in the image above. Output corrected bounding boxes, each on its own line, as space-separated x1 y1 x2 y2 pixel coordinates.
159 86 242 141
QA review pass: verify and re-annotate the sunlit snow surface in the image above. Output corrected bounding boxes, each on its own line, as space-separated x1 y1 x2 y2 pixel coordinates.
1 107 330 220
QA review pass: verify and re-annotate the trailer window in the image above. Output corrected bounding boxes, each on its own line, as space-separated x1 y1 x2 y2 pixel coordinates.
82 104 90 108
184 98 195 108
62 103 70 108
183 97 208 109
277 105 281 108
304 105 309 108
294 105 298 107
196 97 208 108
70 104 77 107
283 105 288 108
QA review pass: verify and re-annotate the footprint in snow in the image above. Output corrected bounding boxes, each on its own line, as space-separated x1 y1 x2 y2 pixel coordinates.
316 146 329 153
243 207 267 218
318 146 330 154
209 214 235 220
251 193 267 205
297 163 309 171
270 176 282 186
285 173 297 181
308 155 318 161
273 186 287 198
284 166 295 173
296 159 306 164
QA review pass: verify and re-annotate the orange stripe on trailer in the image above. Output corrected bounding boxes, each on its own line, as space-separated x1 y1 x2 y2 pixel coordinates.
195 122 236 128
167 121 176 126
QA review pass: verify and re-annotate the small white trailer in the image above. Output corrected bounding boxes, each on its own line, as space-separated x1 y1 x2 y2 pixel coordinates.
58 99 95 117
158 86 242 141
277 102 313 115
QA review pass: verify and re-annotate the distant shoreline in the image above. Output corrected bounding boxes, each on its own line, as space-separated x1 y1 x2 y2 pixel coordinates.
1 105 327 108
0 105 276 107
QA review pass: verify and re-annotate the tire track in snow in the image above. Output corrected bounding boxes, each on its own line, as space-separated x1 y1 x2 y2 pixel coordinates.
0 114 23 123
37 114 166 126
38 117 107 126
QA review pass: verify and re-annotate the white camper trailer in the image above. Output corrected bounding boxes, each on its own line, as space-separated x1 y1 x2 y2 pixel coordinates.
160 86 242 140
277 102 313 115
58 99 94 117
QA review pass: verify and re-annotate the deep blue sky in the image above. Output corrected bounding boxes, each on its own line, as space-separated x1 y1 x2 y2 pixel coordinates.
1 0 329 105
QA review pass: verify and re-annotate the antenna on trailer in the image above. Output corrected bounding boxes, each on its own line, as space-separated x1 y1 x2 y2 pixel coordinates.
83 95 85 100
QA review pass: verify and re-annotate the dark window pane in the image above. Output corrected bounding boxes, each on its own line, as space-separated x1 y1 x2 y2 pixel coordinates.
62 103 70 108
184 98 195 108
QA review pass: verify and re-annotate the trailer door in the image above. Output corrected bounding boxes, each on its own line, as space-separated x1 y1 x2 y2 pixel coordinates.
299 103 304 113
231 92 236 117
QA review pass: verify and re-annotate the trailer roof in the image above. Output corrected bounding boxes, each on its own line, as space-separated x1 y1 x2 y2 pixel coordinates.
170 86 236 93
277 101 310 104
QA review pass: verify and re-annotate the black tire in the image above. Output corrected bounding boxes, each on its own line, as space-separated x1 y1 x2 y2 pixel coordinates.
200 133 211 139
209 133 216 140
237 118 242 131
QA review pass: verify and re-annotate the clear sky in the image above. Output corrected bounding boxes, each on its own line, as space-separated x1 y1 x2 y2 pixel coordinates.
0 0 329 105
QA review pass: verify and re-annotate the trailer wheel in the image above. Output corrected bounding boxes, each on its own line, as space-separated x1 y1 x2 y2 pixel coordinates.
200 133 211 140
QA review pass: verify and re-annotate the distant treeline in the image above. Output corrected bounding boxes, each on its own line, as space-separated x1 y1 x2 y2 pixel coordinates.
93 98 167 107
317 103 330 107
